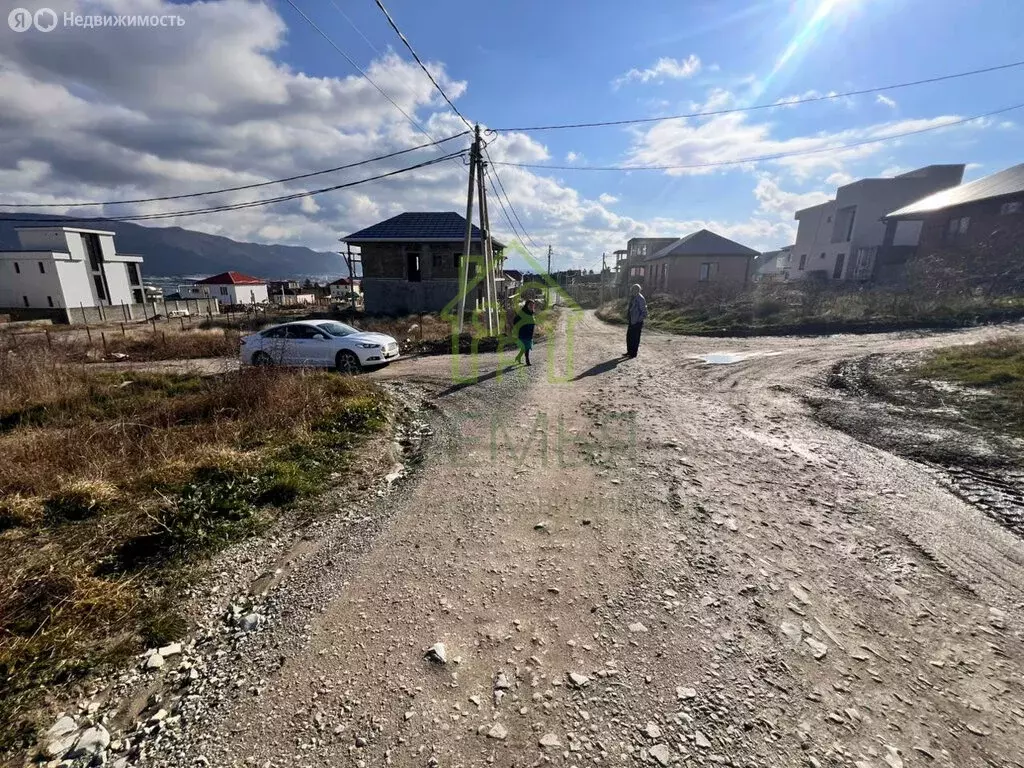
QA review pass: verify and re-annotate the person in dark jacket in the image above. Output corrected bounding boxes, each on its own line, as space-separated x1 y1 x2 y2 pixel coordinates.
514 299 537 366
625 284 647 358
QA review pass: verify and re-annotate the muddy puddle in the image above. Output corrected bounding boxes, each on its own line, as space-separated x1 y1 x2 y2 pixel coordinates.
696 351 784 365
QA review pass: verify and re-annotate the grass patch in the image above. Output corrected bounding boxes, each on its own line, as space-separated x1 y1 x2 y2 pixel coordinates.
0 353 390 750
597 288 1024 337
916 337 1024 438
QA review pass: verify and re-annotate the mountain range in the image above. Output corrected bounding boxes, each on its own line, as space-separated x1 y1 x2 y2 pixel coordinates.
0 214 349 279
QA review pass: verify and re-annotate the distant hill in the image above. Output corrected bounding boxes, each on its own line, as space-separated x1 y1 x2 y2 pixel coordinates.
0 214 348 279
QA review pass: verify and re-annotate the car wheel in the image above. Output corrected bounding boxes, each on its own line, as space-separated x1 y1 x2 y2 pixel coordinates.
252 351 274 366
335 350 361 375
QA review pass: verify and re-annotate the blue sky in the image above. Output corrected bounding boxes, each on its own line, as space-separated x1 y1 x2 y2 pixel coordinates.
1 0 1022 271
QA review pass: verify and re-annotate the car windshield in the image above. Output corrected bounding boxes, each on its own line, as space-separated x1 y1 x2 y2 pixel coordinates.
316 321 359 337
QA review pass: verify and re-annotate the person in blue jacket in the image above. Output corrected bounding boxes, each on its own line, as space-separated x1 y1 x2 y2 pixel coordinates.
514 298 537 366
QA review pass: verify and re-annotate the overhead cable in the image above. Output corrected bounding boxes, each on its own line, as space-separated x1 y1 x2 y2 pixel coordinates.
0 133 470 209
492 60 1024 132
0 151 466 224
493 102 1024 171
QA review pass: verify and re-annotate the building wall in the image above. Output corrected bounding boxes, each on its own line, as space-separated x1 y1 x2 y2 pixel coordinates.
792 166 965 281
227 284 269 305
363 278 470 315
792 201 839 280
0 252 67 308
359 241 483 281
648 254 752 294
915 194 1024 256
54 258 96 308
102 262 134 305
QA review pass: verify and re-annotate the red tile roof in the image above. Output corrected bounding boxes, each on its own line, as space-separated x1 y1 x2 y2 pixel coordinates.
194 271 265 285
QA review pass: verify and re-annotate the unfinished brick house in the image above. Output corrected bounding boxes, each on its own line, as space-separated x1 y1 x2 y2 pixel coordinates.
342 212 505 315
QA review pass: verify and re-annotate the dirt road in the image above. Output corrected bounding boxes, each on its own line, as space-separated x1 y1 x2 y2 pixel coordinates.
131 313 1024 768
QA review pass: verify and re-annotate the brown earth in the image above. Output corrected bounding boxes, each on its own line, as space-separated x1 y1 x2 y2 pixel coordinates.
41 313 1024 768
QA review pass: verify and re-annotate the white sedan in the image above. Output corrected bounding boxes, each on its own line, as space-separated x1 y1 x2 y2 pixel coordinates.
240 320 400 373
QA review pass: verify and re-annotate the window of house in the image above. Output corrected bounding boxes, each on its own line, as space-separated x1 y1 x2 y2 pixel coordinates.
127 263 141 285
38 262 45 274
699 263 718 282
13 262 20 274
220 287 229 295
22 296 29 307
820 252 826 259
946 216 971 238
84 233 104 271
432 252 446 269
47 296 54 307
93 275 107 301
999 201 1022 216
132 289 144 304
798 254 807 270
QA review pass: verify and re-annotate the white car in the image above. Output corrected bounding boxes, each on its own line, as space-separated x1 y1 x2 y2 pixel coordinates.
240 320 400 373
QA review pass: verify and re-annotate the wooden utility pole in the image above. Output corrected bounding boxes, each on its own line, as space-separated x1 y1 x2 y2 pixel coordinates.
601 251 607 305
477 154 498 335
344 244 358 312
457 126 481 334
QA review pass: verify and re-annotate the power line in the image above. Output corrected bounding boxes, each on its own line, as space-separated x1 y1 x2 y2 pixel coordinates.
493 102 1024 172
492 59 1024 132
0 133 470 209
0 151 467 225
483 147 541 253
484 167 534 260
372 0 473 131
281 0 449 153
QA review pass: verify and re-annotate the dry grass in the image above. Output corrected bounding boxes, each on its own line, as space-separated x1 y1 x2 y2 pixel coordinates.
1 326 239 363
597 285 1024 336
0 349 390 749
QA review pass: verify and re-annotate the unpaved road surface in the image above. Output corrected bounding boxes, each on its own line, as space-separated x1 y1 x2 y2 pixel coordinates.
124 313 1024 768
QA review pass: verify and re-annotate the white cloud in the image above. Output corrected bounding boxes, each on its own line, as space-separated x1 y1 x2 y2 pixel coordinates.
626 98 977 181
753 175 830 219
825 172 854 187
0 1 1003 275
876 94 897 109
566 151 581 162
612 55 702 89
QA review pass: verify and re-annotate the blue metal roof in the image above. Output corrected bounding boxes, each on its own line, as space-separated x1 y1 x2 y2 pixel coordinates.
342 212 505 248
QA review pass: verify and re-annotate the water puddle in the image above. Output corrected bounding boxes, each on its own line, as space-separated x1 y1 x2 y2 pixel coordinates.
695 351 783 365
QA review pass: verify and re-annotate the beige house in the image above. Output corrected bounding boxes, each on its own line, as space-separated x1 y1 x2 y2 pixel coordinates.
644 229 758 294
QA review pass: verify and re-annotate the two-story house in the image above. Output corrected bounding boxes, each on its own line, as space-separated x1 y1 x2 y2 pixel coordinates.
0 226 145 310
792 164 965 283
342 212 504 315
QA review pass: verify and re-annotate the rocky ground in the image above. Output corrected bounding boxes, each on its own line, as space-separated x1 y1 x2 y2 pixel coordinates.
24 313 1024 768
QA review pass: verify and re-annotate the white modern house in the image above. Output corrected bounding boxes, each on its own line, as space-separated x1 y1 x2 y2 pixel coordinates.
0 226 145 310
180 271 269 306
791 165 965 282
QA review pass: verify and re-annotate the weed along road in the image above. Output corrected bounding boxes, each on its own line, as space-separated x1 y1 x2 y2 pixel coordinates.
31 313 1024 768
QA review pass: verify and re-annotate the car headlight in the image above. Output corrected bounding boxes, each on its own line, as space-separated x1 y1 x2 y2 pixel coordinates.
357 343 380 349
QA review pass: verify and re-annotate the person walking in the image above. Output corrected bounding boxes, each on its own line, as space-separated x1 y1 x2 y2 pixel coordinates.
514 298 537 366
625 284 647 358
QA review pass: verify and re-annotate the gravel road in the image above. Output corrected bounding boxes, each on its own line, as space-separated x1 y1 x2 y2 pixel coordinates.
79 313 1024 768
